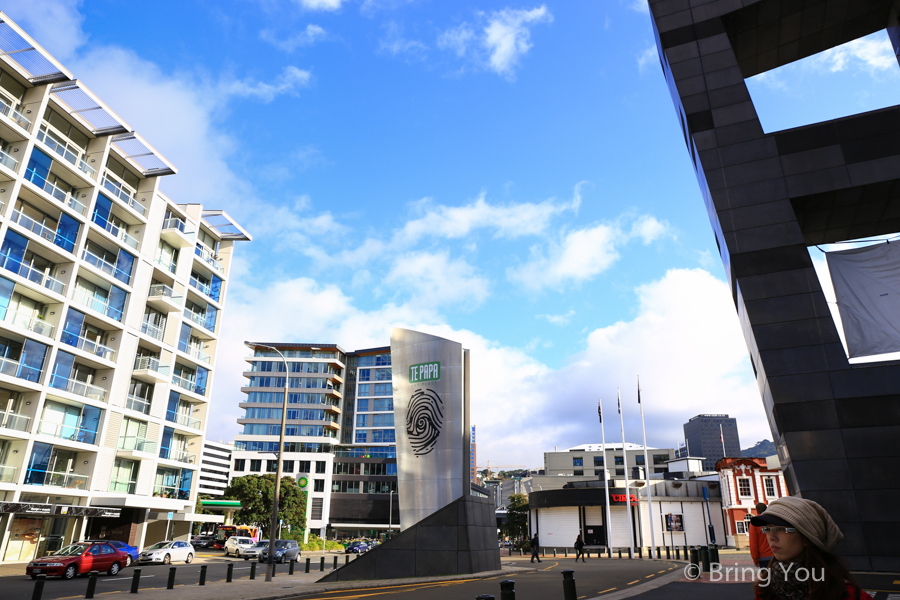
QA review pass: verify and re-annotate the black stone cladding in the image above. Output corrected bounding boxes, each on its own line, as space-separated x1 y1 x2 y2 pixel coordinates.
650 0 900 571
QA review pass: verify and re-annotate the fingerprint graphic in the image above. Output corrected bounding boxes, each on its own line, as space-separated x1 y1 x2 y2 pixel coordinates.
406 388 444 457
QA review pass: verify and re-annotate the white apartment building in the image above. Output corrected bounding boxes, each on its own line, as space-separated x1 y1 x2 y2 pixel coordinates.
198 440 232 497
544 443 676 478
0 13 249 562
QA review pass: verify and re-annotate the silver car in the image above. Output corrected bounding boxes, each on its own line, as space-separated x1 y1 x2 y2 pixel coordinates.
223 536 255 558
241 540 269 561
139 540 195 564
259 540 301 563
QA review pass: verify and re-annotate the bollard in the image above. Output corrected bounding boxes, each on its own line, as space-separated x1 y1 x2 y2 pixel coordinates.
637 547 642 559
305 558 311 573
333 556 338 570
500 579 515 600
320 556 325 572
675 547 680 560
561 570 577 600
683 545 689 560
130 568 142 594
666 546 671 559
564 548 568 558
519 548 523 556
226 563 234 583
553 548 557 557
689 547 699 571
32 574 46 600
541 548 545 557
699 546 710 573
199 565 207 586
272 562 276 578
617 548 622 559
167 567 176 590
85 571 99 599
345 555 349 566
289 559 295 575
250 562 256 580
709 545 719 566
508 547 512 557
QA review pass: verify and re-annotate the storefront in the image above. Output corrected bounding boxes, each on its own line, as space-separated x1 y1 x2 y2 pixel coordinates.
0 502 121 562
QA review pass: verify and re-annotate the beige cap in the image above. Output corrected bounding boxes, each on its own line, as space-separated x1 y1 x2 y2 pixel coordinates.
750 497 843 553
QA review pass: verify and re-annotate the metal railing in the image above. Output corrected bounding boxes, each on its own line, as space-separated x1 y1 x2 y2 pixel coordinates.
154 254 177 274
125 394 151 414
162 217 192 238
118 435 157 454
0 147 18 171
92 213 139 250
101 170 145 216
0 98 30 130
23 166 87 215
109 478 136 494
0 355 42 382
152 484 186 499
179 343 210 364
11 209 61 245
7 310 54 338
72 287 123 321
0 254 67 294
172 373 204 395
134 355 170 376
167 412 201 430
189 275 212 297
183 309 208 330
148 283 180 302
82 247 131 284
141 319 165 341
29 469 90 490
194 245 225 273
37 420 98 445
37 125 95 179
49 374 108 403
162 448 197 464
0 464 17 483
0 410 30 432
60 330 116 361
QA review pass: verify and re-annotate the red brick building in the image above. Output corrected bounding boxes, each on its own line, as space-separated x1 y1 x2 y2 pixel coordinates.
715 457 788 549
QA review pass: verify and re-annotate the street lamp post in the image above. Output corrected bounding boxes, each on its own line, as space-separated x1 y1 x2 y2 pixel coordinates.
245 341 289 583
388 490 395 538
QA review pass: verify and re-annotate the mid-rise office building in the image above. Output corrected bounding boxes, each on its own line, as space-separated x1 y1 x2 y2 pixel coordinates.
544 443 675 478
683 414 741 472
0 13 250 563
197 440 231 497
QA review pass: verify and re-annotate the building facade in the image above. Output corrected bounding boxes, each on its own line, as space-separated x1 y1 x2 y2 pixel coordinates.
544 443 675 478
715 457 788 549
683 415 741 472
0 12 249 563
197 440 231 497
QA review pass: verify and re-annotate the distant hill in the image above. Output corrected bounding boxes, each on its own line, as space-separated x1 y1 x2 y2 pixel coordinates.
742 440 776 458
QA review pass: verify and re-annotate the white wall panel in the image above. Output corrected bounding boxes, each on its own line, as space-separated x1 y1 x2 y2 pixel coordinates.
93 447 115 491
537 507 580 548
609 506 635 548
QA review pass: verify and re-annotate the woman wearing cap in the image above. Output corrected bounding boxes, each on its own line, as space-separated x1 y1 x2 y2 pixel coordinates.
751 497 871 600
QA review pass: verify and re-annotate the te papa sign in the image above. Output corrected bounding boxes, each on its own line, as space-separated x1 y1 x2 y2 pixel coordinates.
409 361 440 384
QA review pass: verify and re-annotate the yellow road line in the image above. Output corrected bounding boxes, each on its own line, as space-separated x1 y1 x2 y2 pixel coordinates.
541 562 559 571
894 580 900 585
56 596 81 599
627 580 639 585
598 588 617 594
313 578 481 594
646 574 655 578
658 570 667 573
579 596 587 599
97 592 122 595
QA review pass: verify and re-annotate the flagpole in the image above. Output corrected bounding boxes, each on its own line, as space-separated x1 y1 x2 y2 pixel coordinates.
720 423 726 458
598 399 611 551
618 388 635 558
638 376 656 554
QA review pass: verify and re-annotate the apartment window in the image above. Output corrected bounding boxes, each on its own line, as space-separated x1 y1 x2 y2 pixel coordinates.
266 459 277 473
233 459 245 471
765 477 776 497
314 479 325 492
573 470 583 476
615 468 624 476
594 469 604 476
249 459 262 472
355 430 367 443
315 461 326 474
653 454 669 465
738 477 752 497
614 456 624 466
356 414 368 427
635 455 645 466
373 398 393 411
298 461 311 473
283 460 294 473
593 456 604 466
572 457 583 467
357 399 368 412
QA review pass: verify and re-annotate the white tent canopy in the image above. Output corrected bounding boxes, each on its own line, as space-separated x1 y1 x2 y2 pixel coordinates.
825 241 900 358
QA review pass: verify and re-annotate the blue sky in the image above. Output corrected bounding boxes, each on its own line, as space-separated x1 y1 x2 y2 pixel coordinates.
12 0 900 467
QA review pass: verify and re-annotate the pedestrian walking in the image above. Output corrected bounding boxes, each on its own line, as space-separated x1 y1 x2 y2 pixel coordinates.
574 534 585 562
750 497 873 600
530 533 541 563
749 502 774 569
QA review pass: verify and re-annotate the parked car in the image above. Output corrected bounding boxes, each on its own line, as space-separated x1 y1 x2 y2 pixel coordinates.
345 541 369 554
241 540 269 561
26 542 129 579
138 541 194 565
223 536 256 558
191 536 214 549
84 540 139 567
259 540 301 563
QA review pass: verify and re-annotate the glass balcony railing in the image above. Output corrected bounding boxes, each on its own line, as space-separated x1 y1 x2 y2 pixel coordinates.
72 287 123 322
37 125 95 179
36 420 97 445
194 245 224 274
82 248 131 284
28 469 90 490
0 148 18 171
179 343 211 364
162 448 196 465
134 355 170 376
49 374 108 403
61 330 115 361
6 310 54 338
0 255 65 295
118 435 157 454
140 319 164 341
101 170 145 216
189 275 211 297
152 484 188 499
109 478 136 494
162 217 190 235
183 309 208 330
0 98 30 130
92 213 139 250
23 166 87 215
11 209 76 253
154 254 177 274
149 283 178 300
0 464 17 483
0 355 42 383
167 412 201 430
125 394 151 415
0 410 30 432
172 374 204 395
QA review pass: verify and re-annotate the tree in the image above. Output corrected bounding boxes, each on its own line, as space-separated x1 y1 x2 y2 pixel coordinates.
222 474 307 538
192 494 214 535
504 493 529 542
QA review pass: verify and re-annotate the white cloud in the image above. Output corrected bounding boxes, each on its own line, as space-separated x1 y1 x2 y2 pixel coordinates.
260 25 327 52
293 0 343 11
7 0 84 61
507 215 669 292
637 45 657 74
482 6 553 80
537 309 575 325
384 251 490 309
379 21 428 58
627 0 649 14
437 24 476 58
814 35 899 74
219 66 312 102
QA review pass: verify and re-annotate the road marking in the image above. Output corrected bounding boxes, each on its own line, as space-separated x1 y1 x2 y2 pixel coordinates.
541 562 559 571
658 570 667 573
103 575 155 581
627 580 639 585
97 592 121 595
579 596 586 599
598 588 617 594
56 596 81 599
894 580 900 585
646 574 655 578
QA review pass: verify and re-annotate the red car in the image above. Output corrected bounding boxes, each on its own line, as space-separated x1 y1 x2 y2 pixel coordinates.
26 542 130 579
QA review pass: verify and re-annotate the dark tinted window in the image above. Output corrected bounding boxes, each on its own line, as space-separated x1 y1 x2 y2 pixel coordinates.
101 545 115 554
88 545 101 555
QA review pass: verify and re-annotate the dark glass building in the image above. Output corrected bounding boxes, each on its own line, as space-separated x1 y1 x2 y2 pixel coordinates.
683 414 741 471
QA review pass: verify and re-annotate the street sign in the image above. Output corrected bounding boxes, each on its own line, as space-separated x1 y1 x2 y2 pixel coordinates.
167 512 173 521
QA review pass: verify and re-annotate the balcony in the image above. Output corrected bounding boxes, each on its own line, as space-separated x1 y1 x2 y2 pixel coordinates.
160 217 194 248
36 420 97 445
82 248 131 285
146 284 182 313
0 355 42 383
72 287 122 322
23 166 88 215
117 435 157 455
189 275 212 298
154 254 176 274
167 412 201 430
61 331 115 361
194 245 225 274
0 410 30 432
10 209 74 254
93 214 139 250
0 464 17 483
49 374 108 403
171 374 204 396
152 484 187 500
0 148 17 172
140 318 164 342
133 355 170 383
125 394 151 415
109 478 136 494
27 469 90 490
6 310 54 338
161 448 196 465
179 343 210 365
36 125 95 180
0 98 30 131
100 170 145 217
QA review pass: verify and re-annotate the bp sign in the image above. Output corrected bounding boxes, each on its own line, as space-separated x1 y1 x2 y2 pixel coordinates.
298 477 308 488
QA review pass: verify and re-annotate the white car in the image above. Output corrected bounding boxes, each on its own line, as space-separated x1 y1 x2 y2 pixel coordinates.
223 536 255 558
139 541 194 564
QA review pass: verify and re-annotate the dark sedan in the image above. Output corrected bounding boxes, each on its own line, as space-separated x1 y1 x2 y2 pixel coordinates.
345 541 369 554
259 540 301 563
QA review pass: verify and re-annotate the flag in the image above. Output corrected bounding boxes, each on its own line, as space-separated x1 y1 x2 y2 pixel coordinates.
597 401 602 423
719 429 724 445
617 390 621 414
637 376 641 404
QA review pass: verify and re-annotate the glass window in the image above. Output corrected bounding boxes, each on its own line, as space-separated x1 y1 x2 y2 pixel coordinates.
315 461 326 473
356 414 367 427
24 148 53 189
357 399 368 412
593 456 604 466
635 455 645 466
107 285 127 322
233 459 245 471
765 477 776 497
283 460 293 472
0 230 28 274
298 461 310 473
266 459 277 473
314 479 324 492
738 477 752 497
355 430 367 443
573 470 583 476
572 457 583 467
0 275 13 320
55 214 80 253
614 456 624 466
249 459 261 472
19 338 48 382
